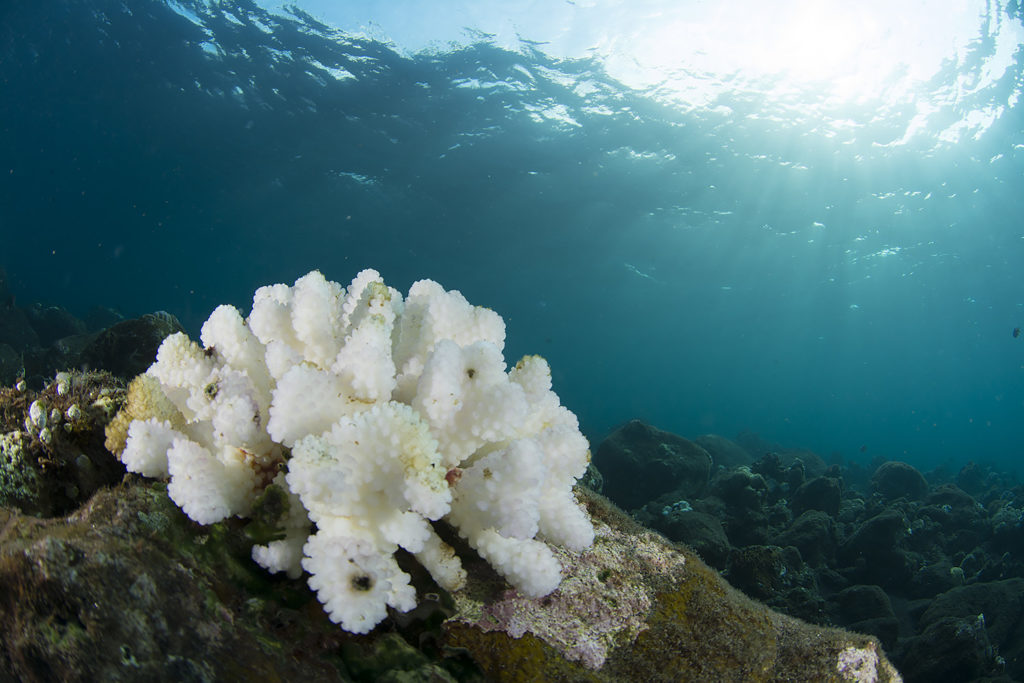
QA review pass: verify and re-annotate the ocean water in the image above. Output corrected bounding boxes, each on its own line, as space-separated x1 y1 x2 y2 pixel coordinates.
2 0 1023 473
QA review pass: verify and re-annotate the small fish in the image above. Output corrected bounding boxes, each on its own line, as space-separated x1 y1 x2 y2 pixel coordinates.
1014 327 1021 338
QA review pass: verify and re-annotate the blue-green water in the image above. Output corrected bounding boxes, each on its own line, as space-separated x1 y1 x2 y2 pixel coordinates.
2 0 1023 472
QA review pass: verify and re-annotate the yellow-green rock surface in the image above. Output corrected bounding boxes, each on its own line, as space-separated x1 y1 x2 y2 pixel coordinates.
442 489 902 682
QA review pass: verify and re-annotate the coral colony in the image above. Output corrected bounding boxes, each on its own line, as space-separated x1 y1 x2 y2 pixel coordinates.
108 269 594 633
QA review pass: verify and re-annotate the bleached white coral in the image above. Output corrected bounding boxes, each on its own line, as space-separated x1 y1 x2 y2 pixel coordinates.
302 516 417 634
117 268 594 634
120 418 176 478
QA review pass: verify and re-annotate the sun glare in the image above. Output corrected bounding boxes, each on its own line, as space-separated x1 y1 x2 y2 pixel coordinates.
766 3 879 85
260 0 1024 144
589 0 1024 142
609 2 992 101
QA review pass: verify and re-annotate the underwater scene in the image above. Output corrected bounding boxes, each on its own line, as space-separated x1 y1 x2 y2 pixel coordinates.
1 1 1024 681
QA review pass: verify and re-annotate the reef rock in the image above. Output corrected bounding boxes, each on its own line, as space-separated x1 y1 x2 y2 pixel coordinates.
694 433 754 469
0 481 357 682
593 420 712 510
790 476 842 517
775 509 836 567
79 312 184 379
0 304 38 352
637 502 732 570
898 615 1000 683
0 371 126 516
0 482 902 682
24 304 87 348
871 461 929 501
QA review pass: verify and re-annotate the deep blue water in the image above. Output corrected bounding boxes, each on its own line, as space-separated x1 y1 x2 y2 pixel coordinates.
2 0 1023 473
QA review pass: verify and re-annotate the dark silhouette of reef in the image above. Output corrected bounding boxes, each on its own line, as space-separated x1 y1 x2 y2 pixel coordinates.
596 419 1024 682
0 270 182 388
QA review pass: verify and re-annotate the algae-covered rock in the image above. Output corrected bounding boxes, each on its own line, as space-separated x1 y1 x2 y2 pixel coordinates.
0 479 474 682
694 433 755 469
79 311 184 380
442 489 902 682
0 481 333 681
0 464 902 681
638 503 732 570
790 476 842 517
871 461 929 502
594 420 713 509
0 371 126 516
0 343 22 386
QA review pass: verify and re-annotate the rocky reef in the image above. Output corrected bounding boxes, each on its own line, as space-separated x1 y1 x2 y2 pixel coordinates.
0 475 898 682
0 372 902 681
0 271 182 388
0 279 909 681
596 419 1024 682
0 371 125 516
